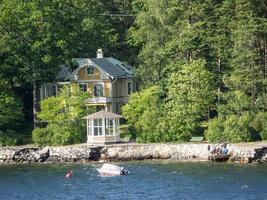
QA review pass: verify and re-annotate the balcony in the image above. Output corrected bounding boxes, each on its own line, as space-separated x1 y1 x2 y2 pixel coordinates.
86 97 112 104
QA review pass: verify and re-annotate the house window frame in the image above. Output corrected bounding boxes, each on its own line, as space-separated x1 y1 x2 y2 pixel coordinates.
94 82 104 97
105 118 114 136
127 81 133 95
86 65 95 76
79 83 88 92
93 118 103 136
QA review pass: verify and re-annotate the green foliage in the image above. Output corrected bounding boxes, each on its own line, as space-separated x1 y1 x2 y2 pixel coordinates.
0 129 23 146
223 113 253 143
205 112 264 143
122 86 162 130
205 118 224 142
251 112 267 140
32 85 92 146
0 79 23 130
129 0 267 143
260 128 267 141
32 128 52 147
0 0 266 145
122 86 164 142
0 78 24 146
165 60 214 140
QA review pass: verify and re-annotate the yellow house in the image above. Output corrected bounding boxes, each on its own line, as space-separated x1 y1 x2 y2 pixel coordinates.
40 49 136 114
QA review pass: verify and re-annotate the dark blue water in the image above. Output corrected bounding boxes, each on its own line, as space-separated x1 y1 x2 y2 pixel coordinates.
0 161 267 200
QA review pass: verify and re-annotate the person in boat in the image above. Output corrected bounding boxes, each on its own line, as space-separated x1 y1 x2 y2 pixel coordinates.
65 170 73 178
221 143 228 154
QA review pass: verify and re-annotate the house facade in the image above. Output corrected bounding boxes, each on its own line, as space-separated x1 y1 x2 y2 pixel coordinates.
40 49 136 114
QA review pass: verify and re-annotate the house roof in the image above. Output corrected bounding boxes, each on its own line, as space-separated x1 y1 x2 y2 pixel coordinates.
82 110 123 119
91 57 133 78
65 57 134 80
57 65 72 81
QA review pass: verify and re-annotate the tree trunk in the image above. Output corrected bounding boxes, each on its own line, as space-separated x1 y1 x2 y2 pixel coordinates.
217 49 222 106
33 82 40 129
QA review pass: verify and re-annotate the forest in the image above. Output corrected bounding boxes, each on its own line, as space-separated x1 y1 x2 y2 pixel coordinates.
0 0 266 146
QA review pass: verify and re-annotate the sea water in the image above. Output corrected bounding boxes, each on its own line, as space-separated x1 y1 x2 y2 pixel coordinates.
0 161 266 200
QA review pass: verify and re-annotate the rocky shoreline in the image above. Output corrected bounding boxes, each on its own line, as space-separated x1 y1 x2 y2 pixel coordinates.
0 142 267 164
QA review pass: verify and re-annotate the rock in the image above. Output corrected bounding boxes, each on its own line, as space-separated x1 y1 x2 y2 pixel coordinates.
0 143 267 164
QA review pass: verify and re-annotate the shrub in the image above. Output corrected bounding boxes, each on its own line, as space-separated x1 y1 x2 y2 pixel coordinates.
260 128 267 140
0 129 22 146
223 113 253 143
32 127 52 146
32 122 86 146
251 112 267 140
122 86 165 142
32 85 92 146
205 117 225 142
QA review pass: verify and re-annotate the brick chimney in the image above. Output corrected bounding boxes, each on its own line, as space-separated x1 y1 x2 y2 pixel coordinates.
97 49 104 58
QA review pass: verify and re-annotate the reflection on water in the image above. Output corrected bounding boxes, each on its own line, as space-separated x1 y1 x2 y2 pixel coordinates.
0 161 267 200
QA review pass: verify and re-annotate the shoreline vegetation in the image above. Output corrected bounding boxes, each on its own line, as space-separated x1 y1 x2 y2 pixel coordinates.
0 1 266 148
0 142 266 164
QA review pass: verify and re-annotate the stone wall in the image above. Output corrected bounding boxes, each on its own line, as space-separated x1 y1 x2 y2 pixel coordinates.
101 143 267 163
0 142 266 164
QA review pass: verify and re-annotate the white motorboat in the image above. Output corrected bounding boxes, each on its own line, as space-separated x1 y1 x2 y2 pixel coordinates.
97 163 129 176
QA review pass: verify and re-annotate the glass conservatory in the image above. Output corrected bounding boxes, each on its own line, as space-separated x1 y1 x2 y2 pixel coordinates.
83 110 122 144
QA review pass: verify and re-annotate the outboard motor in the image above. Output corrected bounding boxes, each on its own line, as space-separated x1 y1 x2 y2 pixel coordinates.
121 167 130 175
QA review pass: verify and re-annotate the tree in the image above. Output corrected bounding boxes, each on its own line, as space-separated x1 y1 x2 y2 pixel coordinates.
165 60 214 139
32 85 93 146
129 0 179 85
0 77 23 146
226 0 267 112
122 86 164 142
0 0 118 128
0 78 23 131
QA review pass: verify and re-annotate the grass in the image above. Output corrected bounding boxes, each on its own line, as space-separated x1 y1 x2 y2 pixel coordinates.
120 124 133 141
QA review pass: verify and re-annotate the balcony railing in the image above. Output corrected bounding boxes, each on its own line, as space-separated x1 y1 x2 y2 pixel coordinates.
86 97 112 104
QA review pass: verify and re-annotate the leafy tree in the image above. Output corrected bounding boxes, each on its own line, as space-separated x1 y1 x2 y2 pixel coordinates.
0 78 23 146
226 0 267 112
122 86 164 142
129 0 179 85
0 79 23 130
204 117 225 142
0 0 118 127
32 85 93 146
165 60 214 140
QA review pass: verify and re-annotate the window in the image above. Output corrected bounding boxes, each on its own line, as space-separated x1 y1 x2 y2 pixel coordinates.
79 83 87 92
128 82 133 95
115 119 119 135
87 119 92 136
96 105 105 112
94 83 104 97
47 84 57 97
57 85 63 93
87 66 95 75
105 118 114 136
93 118 103 136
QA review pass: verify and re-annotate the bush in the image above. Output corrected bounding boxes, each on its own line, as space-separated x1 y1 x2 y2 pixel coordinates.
205 117 224 142
122 86 166 142
251 112 267 140
223 113 254 143
136 132 163 143
205 112 262 143
32 85 92 146
32 122 86 146
32 127 52 147
260 128 267 140
0 129 22 146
